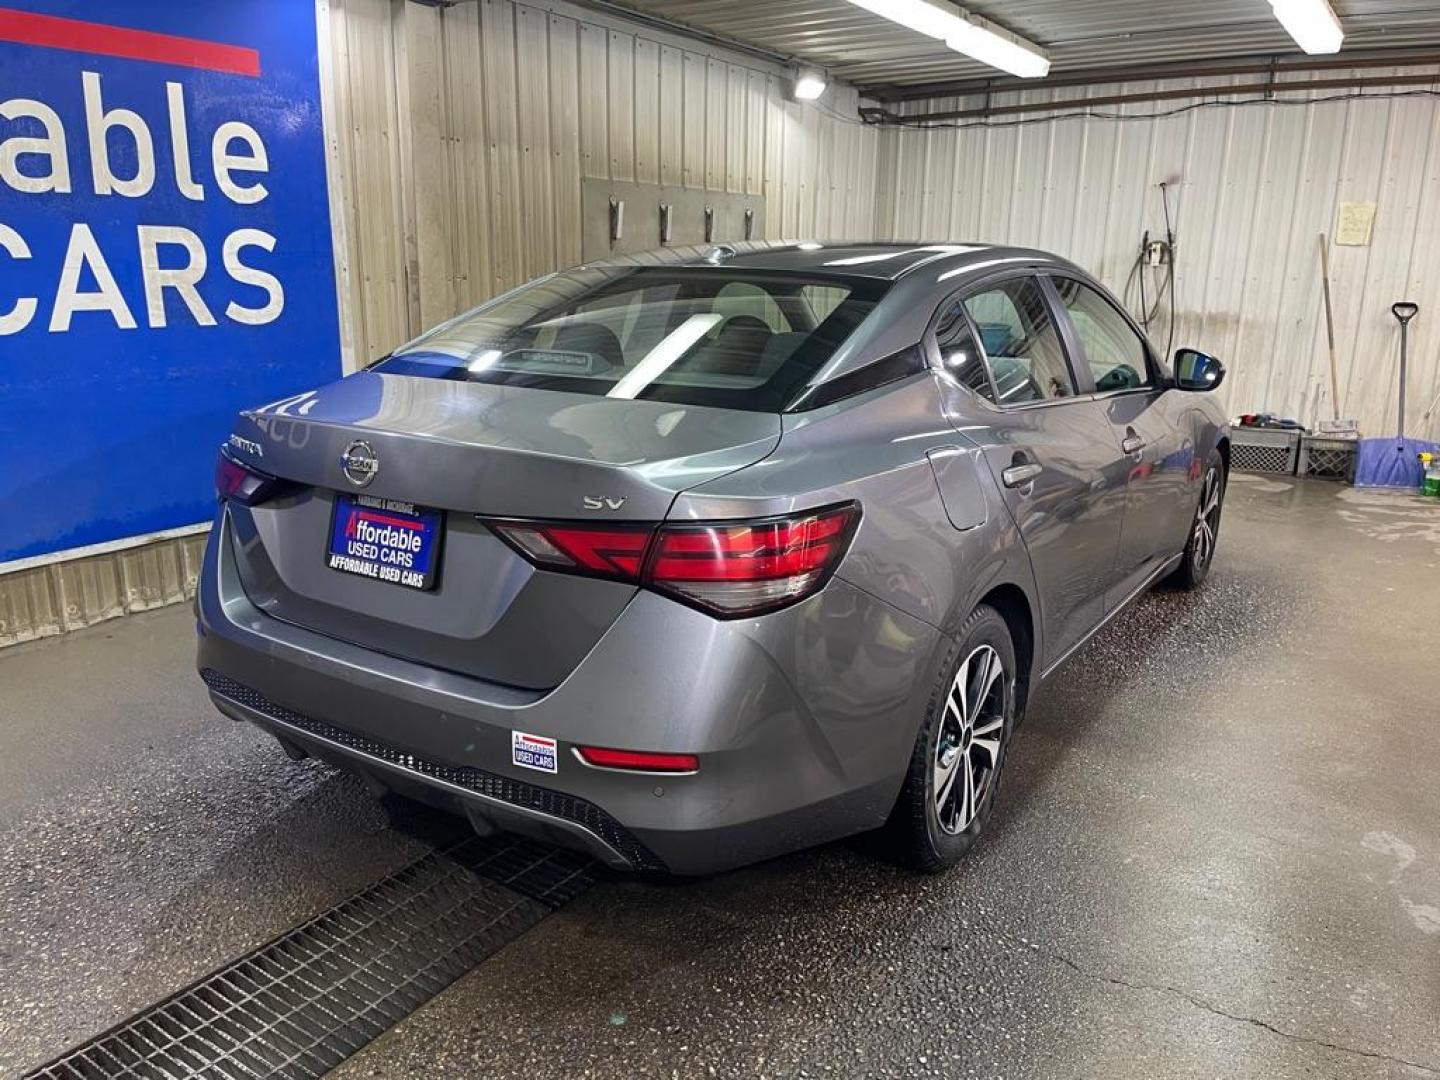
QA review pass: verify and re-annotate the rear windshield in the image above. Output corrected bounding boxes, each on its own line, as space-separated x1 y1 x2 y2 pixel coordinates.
375 267 888 412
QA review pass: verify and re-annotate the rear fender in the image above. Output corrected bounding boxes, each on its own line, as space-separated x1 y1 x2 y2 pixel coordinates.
666 376 1046 700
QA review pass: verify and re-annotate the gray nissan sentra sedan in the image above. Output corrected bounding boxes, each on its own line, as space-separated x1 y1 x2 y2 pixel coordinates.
197 241 1229 875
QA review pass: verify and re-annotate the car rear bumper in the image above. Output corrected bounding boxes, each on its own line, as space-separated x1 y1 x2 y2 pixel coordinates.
196 510 944 875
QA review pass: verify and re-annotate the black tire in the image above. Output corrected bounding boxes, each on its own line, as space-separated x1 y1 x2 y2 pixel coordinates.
884 604 1016 873
1169 448 1226 590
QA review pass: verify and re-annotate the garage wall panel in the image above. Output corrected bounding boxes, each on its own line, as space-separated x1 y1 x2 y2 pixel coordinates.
0 532 207 649
326 0 881 366
333 0 410 363
877 69 1440 438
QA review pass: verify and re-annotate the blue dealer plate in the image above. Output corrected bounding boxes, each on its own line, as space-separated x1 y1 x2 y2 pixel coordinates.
327 494 443 591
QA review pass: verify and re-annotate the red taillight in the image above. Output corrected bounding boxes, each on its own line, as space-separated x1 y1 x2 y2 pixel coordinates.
577 746 699 773
216 453 252 500
647 504 859 616
215 447 287 506
491 523 653 581
488 503 859 618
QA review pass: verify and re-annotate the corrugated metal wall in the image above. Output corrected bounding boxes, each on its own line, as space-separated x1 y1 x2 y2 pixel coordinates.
328 0 881 367
876 70 1440 437
0 533 207 648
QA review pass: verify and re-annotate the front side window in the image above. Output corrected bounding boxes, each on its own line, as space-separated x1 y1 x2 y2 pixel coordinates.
1051 277 1153 393
376 268 887 413
963 277 1074 404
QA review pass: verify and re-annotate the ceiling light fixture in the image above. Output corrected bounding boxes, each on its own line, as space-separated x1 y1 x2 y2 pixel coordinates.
843 0 958 40
841 0 1050 78
947 15 1051 79
793 67 828 101
1268 0 1344 54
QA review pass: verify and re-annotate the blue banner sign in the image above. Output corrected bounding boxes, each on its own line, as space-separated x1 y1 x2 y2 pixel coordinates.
0 1 341 562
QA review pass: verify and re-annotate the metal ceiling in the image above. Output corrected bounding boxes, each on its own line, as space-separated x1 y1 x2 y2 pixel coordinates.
596 0 1440 97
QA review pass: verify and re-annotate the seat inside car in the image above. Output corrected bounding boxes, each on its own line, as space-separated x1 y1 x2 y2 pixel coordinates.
696 314 774 377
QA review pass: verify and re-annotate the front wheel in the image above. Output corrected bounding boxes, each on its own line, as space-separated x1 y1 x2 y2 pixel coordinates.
1169 449 1226 590
884 604 1016 873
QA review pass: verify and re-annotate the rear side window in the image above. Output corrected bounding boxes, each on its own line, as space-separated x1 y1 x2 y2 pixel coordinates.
803 284 849 323
378 268 887 413
933 301 995 403
1051 277 1152 393
963 277 1074 405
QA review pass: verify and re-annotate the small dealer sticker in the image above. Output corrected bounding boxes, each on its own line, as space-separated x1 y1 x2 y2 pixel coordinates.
512 731 558 774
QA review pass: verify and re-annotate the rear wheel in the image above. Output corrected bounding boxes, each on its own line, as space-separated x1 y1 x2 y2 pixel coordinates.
885 604 1016 873
1170 449 1226 590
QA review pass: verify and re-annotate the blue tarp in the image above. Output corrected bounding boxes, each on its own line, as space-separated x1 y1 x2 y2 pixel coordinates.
1354 437 1439 488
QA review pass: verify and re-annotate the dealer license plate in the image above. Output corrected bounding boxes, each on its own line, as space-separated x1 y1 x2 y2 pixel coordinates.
327 494 443 591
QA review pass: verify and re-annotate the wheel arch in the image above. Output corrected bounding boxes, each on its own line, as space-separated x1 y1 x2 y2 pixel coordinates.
976 582 1035 717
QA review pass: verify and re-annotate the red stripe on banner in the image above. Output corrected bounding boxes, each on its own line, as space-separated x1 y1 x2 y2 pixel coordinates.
0 7 260 76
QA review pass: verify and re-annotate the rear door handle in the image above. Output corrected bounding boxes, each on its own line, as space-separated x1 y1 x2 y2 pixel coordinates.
1002 462 1043 488
1121 434 1145 454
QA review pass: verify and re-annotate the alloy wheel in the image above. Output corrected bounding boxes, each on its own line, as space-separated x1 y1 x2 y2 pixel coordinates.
933 644 1008 836
1193 467 1222 568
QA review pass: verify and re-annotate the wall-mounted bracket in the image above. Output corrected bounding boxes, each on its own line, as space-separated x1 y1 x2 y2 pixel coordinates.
609 197 624 245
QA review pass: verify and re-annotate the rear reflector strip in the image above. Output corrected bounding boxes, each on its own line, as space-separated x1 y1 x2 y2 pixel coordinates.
577 746 699 773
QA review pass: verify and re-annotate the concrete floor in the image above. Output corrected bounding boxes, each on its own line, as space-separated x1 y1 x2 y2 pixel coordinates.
1 477 1437 1078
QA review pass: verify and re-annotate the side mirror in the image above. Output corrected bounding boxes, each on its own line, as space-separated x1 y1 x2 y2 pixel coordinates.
1173 347 1225 391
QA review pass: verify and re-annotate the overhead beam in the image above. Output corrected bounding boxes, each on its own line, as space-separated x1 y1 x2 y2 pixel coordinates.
862 70 1440 124
860 47 1440 103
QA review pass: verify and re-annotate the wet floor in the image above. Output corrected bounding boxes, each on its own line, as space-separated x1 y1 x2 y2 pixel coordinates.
2 477 1437 1078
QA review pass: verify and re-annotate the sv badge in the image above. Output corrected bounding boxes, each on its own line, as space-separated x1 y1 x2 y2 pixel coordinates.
583 496 627 511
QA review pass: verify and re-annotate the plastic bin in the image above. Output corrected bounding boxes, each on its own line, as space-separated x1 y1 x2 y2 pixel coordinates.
1298 435 1358 482
1231 427 1300 475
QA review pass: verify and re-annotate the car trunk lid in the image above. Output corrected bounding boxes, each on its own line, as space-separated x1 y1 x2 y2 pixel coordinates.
222 373 779 689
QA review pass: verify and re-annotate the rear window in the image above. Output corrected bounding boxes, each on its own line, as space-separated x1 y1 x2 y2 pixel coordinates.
375 267 887 412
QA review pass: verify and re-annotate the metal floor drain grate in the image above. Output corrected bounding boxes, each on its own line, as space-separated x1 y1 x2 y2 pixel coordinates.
25 835 594 1079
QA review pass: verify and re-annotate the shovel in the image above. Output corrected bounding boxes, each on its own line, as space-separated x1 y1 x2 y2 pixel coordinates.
1391 301 1418 440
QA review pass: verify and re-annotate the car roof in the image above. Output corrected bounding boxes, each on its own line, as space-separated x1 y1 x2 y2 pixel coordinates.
581 240 1079 283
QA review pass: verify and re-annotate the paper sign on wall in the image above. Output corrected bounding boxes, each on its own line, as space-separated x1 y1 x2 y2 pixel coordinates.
1335 202 1377 246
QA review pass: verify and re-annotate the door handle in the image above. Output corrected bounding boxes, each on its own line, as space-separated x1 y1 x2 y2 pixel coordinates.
1002 462 1043 488
1121 434 1146 455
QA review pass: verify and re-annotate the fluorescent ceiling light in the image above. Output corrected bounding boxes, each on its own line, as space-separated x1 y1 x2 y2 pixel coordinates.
947 16 1051 79
794 68 828 101
842 0 1050 79
843 0 959 39
1269 0 1344 54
